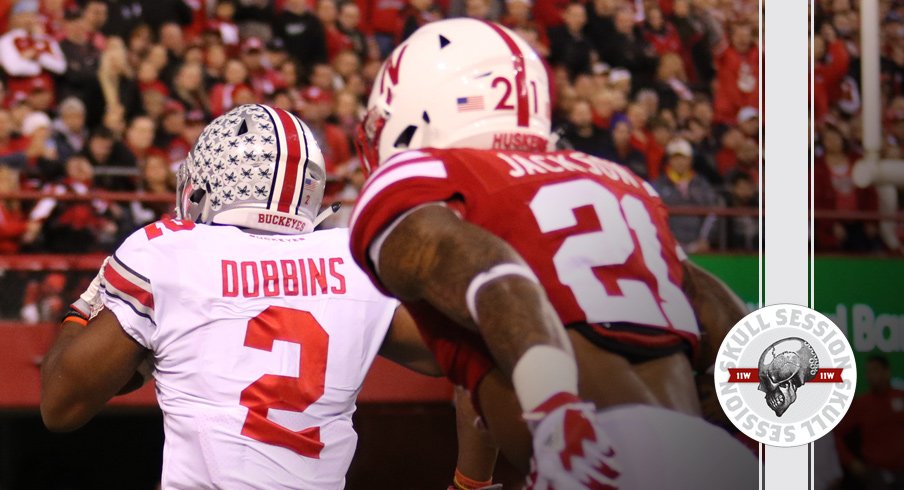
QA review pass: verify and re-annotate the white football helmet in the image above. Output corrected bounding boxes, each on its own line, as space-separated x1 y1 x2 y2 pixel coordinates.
357 18 552 174
176 104 327 234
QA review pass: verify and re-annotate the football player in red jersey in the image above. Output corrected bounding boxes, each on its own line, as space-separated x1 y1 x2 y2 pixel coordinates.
350 18 756 489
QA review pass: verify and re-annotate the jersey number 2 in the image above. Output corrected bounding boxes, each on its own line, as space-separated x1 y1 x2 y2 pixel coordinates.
239 306 328 458
529 179 695 333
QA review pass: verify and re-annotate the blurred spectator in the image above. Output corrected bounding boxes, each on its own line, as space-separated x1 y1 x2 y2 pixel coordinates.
723 171 757 251
652 138 719 252
24 154 117 253
208 0 241 50
234 0 277 41
501 0 549 55
167 110 207 165
368 0 408 58
715 125 743 175
683 117 721 185
58 7 103 104
127 149 178 230
19 272 67 324
101 0 142 39
737 106 758 140
299 86 352 197
601 119 647 178
136 0 193 34
276 0 328 68
591 6 657 88
21 110 61 184
0 109 28 169
91 36 142 130
814 24 851 123
640 6 681 58
814 125 881 252
399 0 443 43
241 37 282 98
82 127 138 191
52 97 89 165
464 0 496 21
713 21 758 125
725 137 758 187
211 59 252 116
666 0 707 84
835 355 904 490
561 99 607 157
653 52 694 111
547 2 594 78
81 0 109 49
265 37 290 70
335 1 369 62
170 62 212 116
124 116 158 167
0 165 27 254
0 4 67 105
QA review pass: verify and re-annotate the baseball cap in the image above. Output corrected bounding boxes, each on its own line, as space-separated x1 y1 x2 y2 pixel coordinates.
22 111 52 136
301 86 333 104
27 78 51 94
163 99 186 115
242 37 264 53
609 68 632 84
186 109 206 124
737 106 759 124
666 138 694 158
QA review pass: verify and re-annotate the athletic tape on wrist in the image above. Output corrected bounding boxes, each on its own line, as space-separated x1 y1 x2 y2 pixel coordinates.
512 345 578 413
465 263 539 323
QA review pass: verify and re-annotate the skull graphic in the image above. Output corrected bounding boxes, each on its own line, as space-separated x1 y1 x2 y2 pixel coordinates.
757 338 819 417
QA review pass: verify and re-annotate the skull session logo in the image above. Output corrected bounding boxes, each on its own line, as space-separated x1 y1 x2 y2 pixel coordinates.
714 304 857 447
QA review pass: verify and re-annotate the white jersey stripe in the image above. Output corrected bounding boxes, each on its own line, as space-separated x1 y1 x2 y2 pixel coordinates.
365 150 431 184
350 161 447 229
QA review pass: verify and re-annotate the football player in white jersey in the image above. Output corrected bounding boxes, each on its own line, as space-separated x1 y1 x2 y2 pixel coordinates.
350 18 756 489
40 104 439 490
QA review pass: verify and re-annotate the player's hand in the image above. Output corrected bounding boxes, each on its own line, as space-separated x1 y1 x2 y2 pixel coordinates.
524 392 620 490
69 257 110 321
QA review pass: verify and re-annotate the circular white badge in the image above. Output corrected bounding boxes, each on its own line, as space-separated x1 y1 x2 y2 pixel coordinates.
714 304 857 447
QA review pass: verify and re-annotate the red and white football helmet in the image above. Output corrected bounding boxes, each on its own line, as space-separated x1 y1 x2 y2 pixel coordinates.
176 104 327 234
357 18 552 175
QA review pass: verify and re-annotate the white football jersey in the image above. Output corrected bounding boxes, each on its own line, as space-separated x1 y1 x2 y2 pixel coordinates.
101 220 398 490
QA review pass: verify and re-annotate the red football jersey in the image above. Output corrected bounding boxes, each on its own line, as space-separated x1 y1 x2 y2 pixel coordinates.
349 148 700 391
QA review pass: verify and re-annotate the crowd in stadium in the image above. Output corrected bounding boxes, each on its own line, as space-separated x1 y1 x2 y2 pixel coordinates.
0 0 899 294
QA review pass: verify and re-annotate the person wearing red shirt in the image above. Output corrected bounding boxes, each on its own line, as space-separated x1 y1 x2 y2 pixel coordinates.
835 355 904 489
0 109 29 167
641 6 682 57
298 86 351 201
0 165 27 254
814 26 850 124
814 125 880 252
713 21 758 125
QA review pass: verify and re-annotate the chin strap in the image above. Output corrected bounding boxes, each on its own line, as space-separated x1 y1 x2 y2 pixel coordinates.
313 202 342 227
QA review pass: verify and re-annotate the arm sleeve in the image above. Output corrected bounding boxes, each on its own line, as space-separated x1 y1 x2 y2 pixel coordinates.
0 32 41 76
37 38 67 74
101 229 159 350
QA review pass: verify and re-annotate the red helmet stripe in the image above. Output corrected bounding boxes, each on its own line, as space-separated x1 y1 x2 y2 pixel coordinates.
483 21 529 127
273 108 305 213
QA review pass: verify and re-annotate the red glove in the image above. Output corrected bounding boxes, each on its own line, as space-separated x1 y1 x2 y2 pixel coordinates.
524 392 621 490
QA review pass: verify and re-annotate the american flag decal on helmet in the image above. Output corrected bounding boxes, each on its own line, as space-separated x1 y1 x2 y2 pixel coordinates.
456 96 485 112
